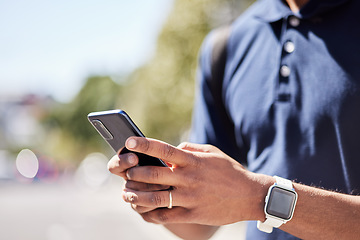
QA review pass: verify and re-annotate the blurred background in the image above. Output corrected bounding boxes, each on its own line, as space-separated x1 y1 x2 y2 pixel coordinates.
0 0 253 239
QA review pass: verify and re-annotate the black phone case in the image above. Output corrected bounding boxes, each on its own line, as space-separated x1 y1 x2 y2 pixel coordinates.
88 110 167 167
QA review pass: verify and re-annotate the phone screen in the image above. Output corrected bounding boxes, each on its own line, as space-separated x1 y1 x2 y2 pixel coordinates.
88 110 167 167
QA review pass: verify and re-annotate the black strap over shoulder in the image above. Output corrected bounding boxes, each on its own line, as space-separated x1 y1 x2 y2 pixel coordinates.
208 24 247 164
210 25 232 100
201 24 246 163
209 25 245 160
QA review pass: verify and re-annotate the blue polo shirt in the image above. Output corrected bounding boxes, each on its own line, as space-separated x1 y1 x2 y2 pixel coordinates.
190 0 360 239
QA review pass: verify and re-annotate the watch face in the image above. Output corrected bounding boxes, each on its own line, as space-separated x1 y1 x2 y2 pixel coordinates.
266 186 297 220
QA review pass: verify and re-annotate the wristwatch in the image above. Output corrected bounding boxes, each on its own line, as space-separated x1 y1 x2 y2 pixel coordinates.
257 176 298 233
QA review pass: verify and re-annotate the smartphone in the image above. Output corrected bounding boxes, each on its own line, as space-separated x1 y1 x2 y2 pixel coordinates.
87 109 168 167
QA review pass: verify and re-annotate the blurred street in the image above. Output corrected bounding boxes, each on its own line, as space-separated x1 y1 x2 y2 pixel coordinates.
0 176 246 240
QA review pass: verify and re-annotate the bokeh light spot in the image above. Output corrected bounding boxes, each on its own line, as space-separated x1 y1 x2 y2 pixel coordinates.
75 152 110 188
16 149 39 178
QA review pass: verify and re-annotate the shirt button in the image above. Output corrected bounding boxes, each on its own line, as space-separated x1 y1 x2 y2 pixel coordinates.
280 65 291 77
289 16 300 27
284 41 295 53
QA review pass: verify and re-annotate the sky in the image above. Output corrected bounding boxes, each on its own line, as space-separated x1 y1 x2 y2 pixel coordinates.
0 0 174 102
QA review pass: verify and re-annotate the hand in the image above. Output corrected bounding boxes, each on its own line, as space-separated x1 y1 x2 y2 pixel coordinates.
108 149 171 215
121 137 269 226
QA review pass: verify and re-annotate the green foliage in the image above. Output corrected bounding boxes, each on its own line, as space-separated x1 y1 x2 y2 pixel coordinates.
116 0 249 145
44 0 253 163
43 76 125 161
60 76 122 138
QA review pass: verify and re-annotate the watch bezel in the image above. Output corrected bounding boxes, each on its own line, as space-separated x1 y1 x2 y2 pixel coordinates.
265 185 298 221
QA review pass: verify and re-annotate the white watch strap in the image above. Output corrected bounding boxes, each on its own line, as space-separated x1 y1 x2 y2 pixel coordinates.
274 176 293 189
257 218 283 233
257 176 294 233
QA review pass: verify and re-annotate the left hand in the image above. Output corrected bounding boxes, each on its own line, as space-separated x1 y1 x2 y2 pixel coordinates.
124 179 170 215
122 137 267 226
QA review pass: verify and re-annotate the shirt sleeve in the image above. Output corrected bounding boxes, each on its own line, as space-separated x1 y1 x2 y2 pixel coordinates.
189 30 245 164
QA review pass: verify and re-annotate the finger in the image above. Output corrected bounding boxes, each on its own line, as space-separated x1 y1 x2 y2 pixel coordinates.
126 137 192 167
108 153 138 178
131 204 157 214
126 180 170 192
141 207 190 224
122 189 177 209
126 165 179 186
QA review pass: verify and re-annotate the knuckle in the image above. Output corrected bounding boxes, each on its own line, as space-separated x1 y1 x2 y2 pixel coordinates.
150 193 165 207
156 210 170 223
162 143 175 159
141 139 151 153
150 168 163 181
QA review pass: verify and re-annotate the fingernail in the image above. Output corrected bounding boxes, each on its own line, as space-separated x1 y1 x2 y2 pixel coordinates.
126 170 131 180
128 154 137 166
122 191 135 202
127 138 137 149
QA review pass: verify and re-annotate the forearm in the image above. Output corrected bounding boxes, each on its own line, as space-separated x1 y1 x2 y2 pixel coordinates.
251 173 360 239
164 223 219 240
162 176 360 240
281 183 360 240
117 138 360 239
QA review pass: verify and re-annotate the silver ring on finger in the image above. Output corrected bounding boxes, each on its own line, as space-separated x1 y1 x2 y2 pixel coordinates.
168 190 173 209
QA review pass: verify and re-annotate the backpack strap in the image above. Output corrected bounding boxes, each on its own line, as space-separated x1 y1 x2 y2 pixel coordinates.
209 25 246 163
210 25 232 91
206 25 248 164
201 24 245 163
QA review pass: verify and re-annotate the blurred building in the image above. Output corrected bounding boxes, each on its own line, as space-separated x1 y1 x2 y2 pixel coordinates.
0 93 57 180
0 93 55 148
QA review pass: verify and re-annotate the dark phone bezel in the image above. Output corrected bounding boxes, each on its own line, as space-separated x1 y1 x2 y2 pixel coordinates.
87 109 167 167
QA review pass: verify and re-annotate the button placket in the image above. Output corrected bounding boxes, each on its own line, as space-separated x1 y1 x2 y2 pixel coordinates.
276 16 299 102
280 65 291 78
284 41 295 53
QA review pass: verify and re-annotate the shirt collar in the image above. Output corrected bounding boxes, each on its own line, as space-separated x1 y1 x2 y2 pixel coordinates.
254 0 351 22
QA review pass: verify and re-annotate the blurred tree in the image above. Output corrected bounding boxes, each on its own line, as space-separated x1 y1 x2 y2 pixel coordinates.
43 0 254 163
43 76 126 162
118 0 252 145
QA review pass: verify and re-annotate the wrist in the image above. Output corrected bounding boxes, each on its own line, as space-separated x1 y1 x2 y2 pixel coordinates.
245 173 275 221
